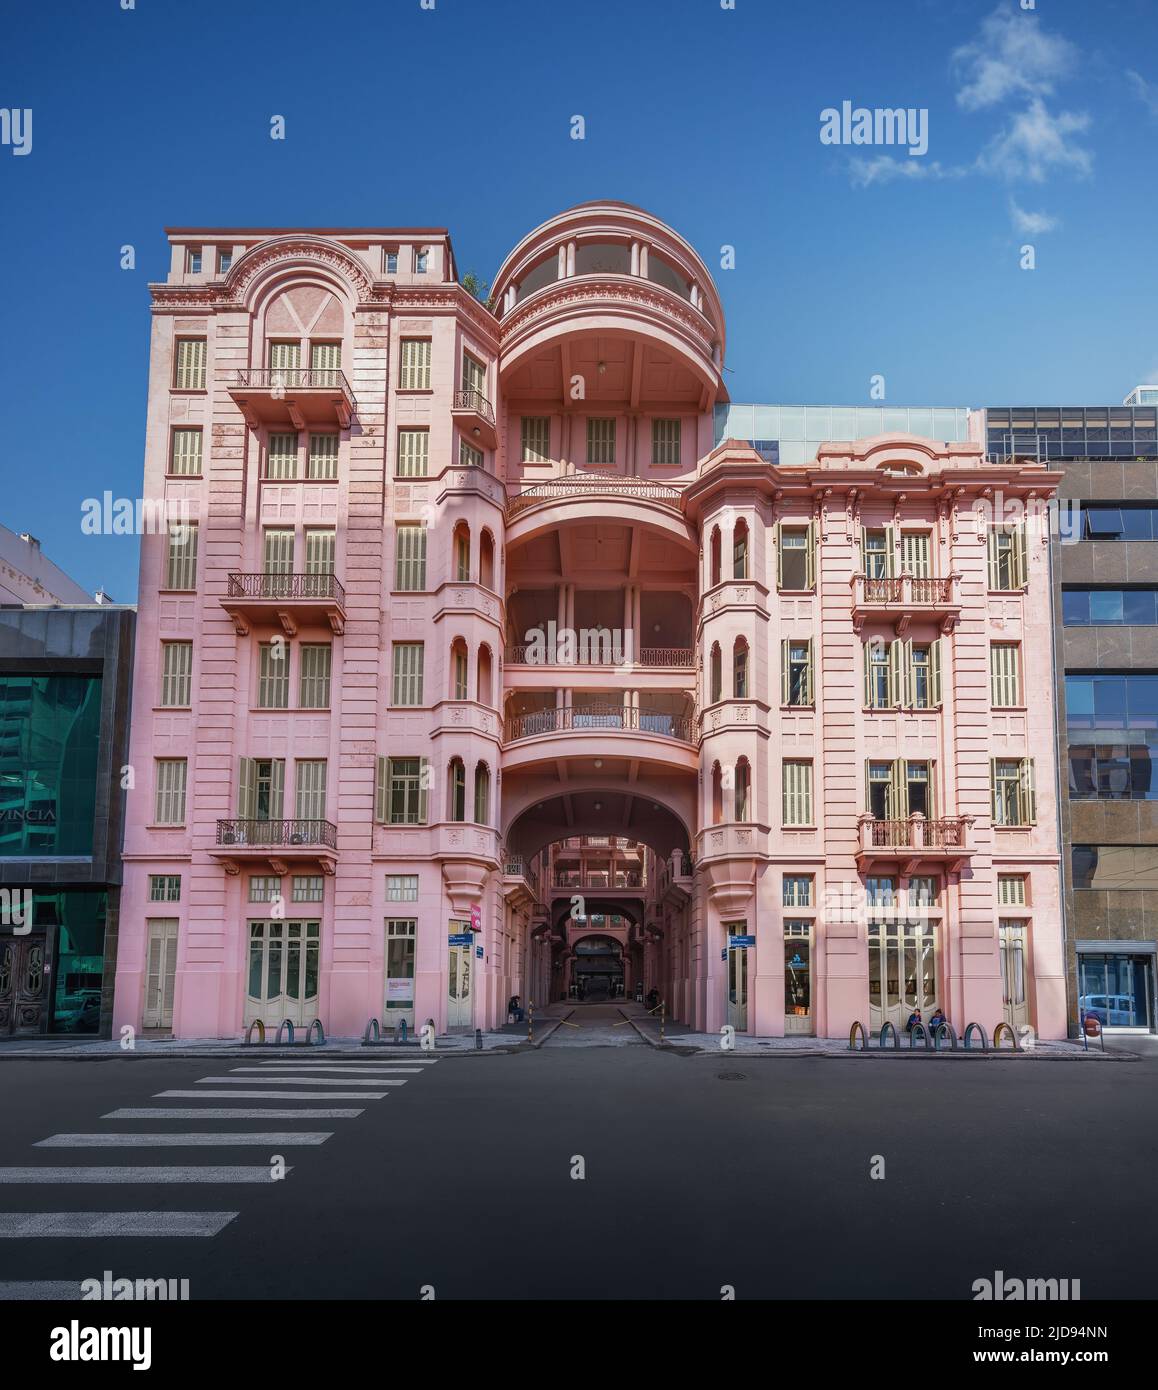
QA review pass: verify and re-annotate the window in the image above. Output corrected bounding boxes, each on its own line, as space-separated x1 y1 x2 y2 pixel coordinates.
734 759 751 821
453 524 470 581
265 431 299 480
396 429 429 477
783 760 813 825
144 919 178 1030
148 875 181 903
400 338 431 389
160 641 192 708
392 643 424 706
474 763 490 824
298 644 332 709
652 418 681 466
783 875 813 907
376 756 428 825
1072 845 1158 890
733 639 749 699
908 876 938 909
415 247 429 273
384 249 398 274
187 247 202 274
451 640 468 700
777 524 815 591
304 529 335 576
1063 588 1158 627
710 528 722 587
263 529 295 575
218 249 232 274
909 645 935 709
169 428 203 477
255 642 289 708
310 341 340 375
294 760 327 821
386 875 419 901
992 757 1036 826
394 524 427 590
521 416 551 463
990 643 1021 707
248 876 282 903
867 762 893 819
165 523 198 590
238 757 284 821
732 518 749 579
385 918 417 1014
173 338 206 391
1065 674 1158 800
154 759 187 825
461 352 485 398
268 340 301 373
308 433 339 480
988 524 1027 590
459 438 483 469
781 638 813 707
864 640 941 709
586 417 616 466
1080 505 1158 541
292 875 324 903
900 531 931 577
862 527 892 579
998 874 1027 906
709 644 722 704
864 639 895 709
448 759 467 822
866 759 935 819
866 876 897 909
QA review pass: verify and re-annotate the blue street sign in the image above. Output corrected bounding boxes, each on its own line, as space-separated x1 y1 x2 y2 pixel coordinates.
448 933 472 946
728 935 756 948
476 946 484 958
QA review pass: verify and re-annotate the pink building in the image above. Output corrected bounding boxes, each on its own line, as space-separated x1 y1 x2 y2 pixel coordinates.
114 203 1066 1041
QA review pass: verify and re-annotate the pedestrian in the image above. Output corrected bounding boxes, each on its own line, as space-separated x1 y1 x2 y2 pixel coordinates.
904 1007 922 1034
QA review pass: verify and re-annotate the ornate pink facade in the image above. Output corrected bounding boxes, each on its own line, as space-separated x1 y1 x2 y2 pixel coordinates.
114 203 1066 1041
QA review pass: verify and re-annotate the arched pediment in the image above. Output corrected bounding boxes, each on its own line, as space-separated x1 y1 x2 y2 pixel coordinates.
221 235 373 306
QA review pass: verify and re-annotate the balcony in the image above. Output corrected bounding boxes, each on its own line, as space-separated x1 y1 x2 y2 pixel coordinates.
221 572 346 636
504 704 696 746
856 814 973 873
228 368 357 430
552 872 646 891
850 573 962 633
505 644 694 668
656 850 694 906
451 388 497 449
507 477 682 519
210 818 338 875
502 856 540 909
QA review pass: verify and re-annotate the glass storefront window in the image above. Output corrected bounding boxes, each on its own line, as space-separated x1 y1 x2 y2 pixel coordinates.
42 890 107 1034
0 675 102 856
1078 953 1153 1030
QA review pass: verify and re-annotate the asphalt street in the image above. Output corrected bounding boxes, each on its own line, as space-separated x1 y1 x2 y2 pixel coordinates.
0 1032 1152 1302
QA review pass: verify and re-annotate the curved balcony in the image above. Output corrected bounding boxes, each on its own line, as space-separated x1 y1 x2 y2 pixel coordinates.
222 572 346 636
505 643 693 667
856 814 973 873
505 704 695 745
451 387 497 449
851 573 962 633
229 368 356 430
505 476 692 550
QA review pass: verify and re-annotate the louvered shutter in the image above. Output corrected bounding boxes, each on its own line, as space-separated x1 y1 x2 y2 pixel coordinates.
805 638 814 705
1015 524 1028 589
885 524 896 577
888 641 904 709
891 757 908 819
270 760 285 819
375 757 388 823
238 758 255 820
863 641 873 708
930 639 943 707
806 519 817 590
990 757 999 821
987 529 1000 590
1021 758 1036 825
780 640 789 706
774 522 783 589
418 757 430 824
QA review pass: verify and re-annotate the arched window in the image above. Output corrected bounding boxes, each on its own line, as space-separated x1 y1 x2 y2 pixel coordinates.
710 527 722 587
477 644 493 707
733 637 749 699
473 763 490 825
448 758 466 822
711 763 724 825
735 758 751 822
480 530 495 591
733 518 749 580
710 643 722 704
450 638 468 700
453 522 470 582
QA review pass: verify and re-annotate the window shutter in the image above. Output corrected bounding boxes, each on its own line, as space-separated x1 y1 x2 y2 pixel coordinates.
930 638 943 707
774 522 783 589
859 525 868 574
375 756 387 823
888 640 904 709
238 758 255 820
990 757 999 821
987 529 1000 590
863 641 872 708
418 757 429 824
1021 758 1037 825
780 640 789 706
806 519 817 590
892 757 908 819
885 524 896 577
1015 524 1028 589
865 758 873 814
271 760 285 819
805 638 814 706
925 760 936 819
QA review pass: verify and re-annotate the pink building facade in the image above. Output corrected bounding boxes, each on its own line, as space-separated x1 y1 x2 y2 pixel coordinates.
114 203 1067 1041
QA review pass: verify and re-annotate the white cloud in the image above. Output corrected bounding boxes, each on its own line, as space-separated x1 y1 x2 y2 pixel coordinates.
977 97 1092 182
953 6 1078 112
1126 69 1158 118
849 156 959 188
1009 199 1058 235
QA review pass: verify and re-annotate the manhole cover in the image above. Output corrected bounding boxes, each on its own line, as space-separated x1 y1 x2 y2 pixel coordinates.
717 1071 747 1081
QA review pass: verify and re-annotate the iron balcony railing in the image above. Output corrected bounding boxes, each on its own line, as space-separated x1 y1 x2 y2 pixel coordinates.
504 704 696 745
452 388 495 425
506 477 682 517
862 816 970 852
226 572 347 606
859 574 956 606
503 858 540 893
504 643 694 667
216 818 338 849
232 366 356 405
553 872 645 889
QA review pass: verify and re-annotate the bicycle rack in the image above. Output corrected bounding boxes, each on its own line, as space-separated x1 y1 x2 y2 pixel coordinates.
394 1018 408 1045
993 1020 1021 1051
244 1019 266 1046
933 1021 958 1051
963 1021 988 1051
878 1021 900 1049
308 1018 324 1046
275 1018 295 1047
908 1021 931 1049
361 1015 418 1048
849 1020 868 1051
363 1017 380 1044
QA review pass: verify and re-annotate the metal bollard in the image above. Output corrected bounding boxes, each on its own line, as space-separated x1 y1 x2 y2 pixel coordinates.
660 1000 665 1042
475 1027 483 1050
527 1001 534 1044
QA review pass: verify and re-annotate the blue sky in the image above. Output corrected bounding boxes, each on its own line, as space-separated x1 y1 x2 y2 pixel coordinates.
2 0 1157 601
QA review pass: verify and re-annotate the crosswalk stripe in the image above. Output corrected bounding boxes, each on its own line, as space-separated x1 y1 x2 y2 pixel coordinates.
36 1133 331 1148
231 1066 424 1075
103 1108 363 1120
0 1281 82 1299
0 1212 237 1238
256 1058 438 1065
0 1167 290 1184
155 1090 390 1100
195 1077 405 1088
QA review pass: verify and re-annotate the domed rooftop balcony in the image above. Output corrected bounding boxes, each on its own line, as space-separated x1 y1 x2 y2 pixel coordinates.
493 202 727 413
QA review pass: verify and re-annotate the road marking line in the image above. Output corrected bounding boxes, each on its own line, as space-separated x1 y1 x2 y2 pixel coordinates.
256 1058 438 1065
232 1066 424 1075
195 1076 405 1087
155 1090 390 1100
0 1211 237 1238
0 1167 291 1184
0 1281 83 1299
36 1133 331 1148
103 1108 363 1120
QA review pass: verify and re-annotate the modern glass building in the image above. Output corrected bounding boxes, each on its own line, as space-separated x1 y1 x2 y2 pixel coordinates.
715 403 971 466
0 606 135 1036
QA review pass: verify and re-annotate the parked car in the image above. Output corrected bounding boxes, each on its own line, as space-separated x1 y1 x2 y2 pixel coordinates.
1079 993 1139 1027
